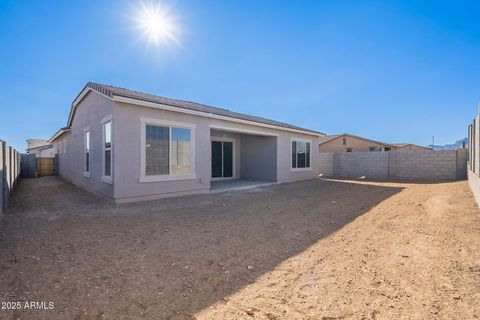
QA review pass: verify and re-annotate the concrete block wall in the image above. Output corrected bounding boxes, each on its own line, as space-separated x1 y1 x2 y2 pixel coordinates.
0 141 4 216
320 149 467 181
319 152 334 176
468 168 480 206
456 149 468 180
20 153 37 178
0 139 21 216
468 112 480 206
334 152 389 179
476 116 480 175
395 150 457 181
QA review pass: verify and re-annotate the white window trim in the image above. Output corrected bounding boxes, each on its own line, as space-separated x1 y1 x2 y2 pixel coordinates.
210 137 237 181
101 176 113 184
139 117 196 183
290 137 312 172
102 115 113 184
84 127 90 178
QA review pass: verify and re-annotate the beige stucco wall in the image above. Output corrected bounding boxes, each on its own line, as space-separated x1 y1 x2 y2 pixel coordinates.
53 91 115 198
113 100 320 202
319 135 387 153
52 91 320 202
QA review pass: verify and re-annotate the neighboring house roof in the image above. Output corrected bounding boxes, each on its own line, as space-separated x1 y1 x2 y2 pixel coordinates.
48 127 71 143
391 143 432 150
57 82 323 139
28 144 53 152
26 139 49 149
318 133 396 148
26 139 53 152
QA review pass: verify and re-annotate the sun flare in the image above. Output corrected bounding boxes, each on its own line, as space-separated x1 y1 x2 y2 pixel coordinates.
135 1 179 46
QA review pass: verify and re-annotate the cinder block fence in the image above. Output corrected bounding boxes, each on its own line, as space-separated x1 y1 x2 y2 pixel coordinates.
320 149 467 181
468 111 480 205
0 140 21 216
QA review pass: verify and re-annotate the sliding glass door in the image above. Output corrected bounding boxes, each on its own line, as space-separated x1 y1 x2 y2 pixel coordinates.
211 141 233 179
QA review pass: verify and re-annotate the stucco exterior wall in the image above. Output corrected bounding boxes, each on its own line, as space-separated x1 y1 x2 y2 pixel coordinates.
53 92 115 198
240 135 277 181
319 135 387 152
112 99 320 202
276 132 320 182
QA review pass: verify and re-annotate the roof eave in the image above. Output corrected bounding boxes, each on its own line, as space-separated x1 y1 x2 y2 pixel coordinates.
112 93 324 137
318 133 396 148
48 128 71 143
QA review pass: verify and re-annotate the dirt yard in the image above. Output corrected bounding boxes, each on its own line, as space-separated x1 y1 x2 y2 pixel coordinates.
0 177 479 320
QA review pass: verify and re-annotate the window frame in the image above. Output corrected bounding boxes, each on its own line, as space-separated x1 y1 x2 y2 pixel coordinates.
139 117 196 183
101 115 113 184
83 127 90 178
291 138 312 171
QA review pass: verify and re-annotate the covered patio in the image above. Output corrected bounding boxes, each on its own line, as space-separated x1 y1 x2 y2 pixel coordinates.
209 126 278 192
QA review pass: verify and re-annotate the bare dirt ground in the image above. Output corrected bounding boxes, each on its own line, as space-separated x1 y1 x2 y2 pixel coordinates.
0 177 479 320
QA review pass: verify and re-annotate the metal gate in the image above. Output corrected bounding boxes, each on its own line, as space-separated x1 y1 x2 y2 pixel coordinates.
36 157 55 176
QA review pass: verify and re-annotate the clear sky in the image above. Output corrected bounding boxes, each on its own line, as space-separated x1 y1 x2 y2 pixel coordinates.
1 0 479 151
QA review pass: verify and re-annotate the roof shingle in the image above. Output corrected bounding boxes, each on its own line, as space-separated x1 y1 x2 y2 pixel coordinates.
84 82 322 135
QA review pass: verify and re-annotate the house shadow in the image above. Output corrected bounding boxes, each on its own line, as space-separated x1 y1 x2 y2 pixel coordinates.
3 177 403 320
319 176 465 185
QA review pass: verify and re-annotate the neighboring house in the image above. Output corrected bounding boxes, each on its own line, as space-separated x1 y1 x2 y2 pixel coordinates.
391 143 432 151
49 82 324 203
318 134 395 153
26 139 55 157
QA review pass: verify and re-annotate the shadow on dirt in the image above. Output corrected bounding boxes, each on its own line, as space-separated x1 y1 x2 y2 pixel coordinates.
1 176 403 320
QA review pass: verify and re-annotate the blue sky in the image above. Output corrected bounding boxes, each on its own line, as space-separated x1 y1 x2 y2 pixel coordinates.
1 0 479 151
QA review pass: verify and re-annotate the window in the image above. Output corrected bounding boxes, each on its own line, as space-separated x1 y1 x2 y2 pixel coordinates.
369 147 377 152
346 148 353 152
84 131 90 176
103 120 112 180
292 140 311 169
142 120 193 180
170 127 192 174
342 138 347 145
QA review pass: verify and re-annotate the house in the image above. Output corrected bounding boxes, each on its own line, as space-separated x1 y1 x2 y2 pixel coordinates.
318 133 395 153
391 143 432 151
49 82 324 203
318 134 432 153
26 139 55 157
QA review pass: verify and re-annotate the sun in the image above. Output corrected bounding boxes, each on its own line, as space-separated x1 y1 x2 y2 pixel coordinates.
134 1 179 46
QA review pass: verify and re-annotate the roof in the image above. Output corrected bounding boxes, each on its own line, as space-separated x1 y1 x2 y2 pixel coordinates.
26 139 50 150
28 144 53 152
48 127 71 143
391 143 432 150
64 82 323 136
318 133 396 148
